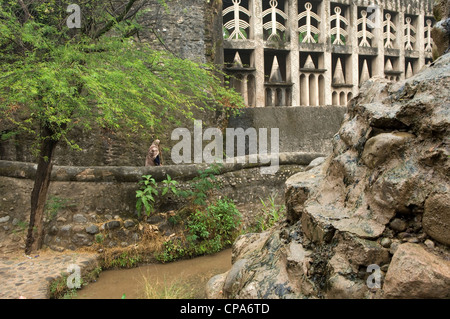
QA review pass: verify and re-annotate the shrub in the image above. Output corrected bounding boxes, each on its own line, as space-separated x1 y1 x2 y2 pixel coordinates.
155 198 242 262
136 175 159 217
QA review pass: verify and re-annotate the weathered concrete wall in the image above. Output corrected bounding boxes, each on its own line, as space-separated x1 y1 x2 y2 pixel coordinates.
228 106 347 154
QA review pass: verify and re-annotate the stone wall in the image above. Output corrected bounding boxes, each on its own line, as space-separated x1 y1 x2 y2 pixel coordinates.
0 154 319 252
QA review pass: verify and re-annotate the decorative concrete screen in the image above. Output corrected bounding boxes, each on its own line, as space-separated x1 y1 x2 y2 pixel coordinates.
222 0 434 107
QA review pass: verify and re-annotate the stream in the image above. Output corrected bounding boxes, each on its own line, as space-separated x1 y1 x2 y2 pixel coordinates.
76 249 232 299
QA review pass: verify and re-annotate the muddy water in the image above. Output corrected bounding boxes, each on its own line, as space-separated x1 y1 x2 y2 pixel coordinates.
76 249 232 299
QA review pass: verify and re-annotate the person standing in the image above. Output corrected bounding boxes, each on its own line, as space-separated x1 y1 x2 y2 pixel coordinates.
145 139 162 166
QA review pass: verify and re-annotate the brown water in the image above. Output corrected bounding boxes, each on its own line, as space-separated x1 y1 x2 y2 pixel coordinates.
76 249 232 299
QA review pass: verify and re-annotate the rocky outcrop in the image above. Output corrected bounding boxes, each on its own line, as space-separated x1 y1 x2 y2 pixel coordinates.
207 53 450 299
432 0 450 58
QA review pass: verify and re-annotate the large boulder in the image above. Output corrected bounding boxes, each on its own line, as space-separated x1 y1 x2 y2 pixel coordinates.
208 53 450 299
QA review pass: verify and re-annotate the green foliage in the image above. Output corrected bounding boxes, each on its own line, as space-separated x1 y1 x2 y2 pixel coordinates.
135 174 180 217
108 251 142 269
12 219 28 235
136 175 159 217
0 1 245 152
95 234 104 244
45 196 73 221
187 198 241 243
49 273 81 299
178 164 223 207
161 175 179 197
253 195 286 232
155 198 242 263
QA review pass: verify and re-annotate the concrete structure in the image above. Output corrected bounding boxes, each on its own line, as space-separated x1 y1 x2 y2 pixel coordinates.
222 0 435 107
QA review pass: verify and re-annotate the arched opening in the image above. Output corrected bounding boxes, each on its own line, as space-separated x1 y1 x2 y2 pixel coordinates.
300 74 308 106
247 74 256 107
339 91 346 106
232 74 243 96
347 92 353 103
309 74 317 106
266 88 273 107
332 91 338 106
318 75 325 105
276 88 283 106
285 88 292 107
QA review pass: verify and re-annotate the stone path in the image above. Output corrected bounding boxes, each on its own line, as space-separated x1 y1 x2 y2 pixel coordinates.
0 251 99 299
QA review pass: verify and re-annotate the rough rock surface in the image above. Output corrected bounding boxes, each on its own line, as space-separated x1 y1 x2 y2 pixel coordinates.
432 0 450 58
207 53 450 299
383 243 450 299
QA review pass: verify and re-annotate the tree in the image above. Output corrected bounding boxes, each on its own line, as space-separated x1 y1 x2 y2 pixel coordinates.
0 0 244 254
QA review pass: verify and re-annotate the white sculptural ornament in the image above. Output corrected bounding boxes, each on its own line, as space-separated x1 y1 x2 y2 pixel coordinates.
298 2 321 44
223 0 251 40
263 0 288 42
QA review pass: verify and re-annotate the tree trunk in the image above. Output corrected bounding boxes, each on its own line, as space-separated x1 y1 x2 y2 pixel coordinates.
25 125 58 255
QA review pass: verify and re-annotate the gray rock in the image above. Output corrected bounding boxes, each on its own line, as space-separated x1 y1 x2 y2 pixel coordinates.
73 214 87 224
85 225 100 235
380 237 392 248
305 157 326 171
49 226 58 235
389 241 400 255
146 214 165 225
104 220 121 230
124 220 136 228
389 218 408 232
60 225 72 236
424 239 435 249
0 216 10 223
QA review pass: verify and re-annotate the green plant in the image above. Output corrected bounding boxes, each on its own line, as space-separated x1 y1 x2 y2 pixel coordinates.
12 220 28 235
179 164 223 207
45 196 73 221
108 251 142 268
136 175 159 217
0 1 245 254
95 234 104 244
49 273 82 299
254 195 286 232
161 174 179 197
155 238 187 263
142 275 195 299
188 198 241 243
156 197 242 263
